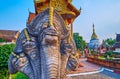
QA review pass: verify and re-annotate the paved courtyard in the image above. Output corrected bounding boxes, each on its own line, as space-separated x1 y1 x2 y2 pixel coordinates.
67 58 101 74
70 73 114 79
67 58 120 79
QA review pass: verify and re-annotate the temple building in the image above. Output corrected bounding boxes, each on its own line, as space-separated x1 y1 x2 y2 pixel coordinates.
0 30 20 43
98 40 108 54
88 24 99 50
113 34 120 53
27 0 81 25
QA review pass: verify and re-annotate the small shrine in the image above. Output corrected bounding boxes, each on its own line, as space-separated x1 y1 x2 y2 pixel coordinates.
88 24 99 50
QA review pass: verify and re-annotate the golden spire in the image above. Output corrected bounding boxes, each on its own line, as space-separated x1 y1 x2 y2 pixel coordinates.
91 24 98 39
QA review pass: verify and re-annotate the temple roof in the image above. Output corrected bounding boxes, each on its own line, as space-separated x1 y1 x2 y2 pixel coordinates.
0 30 20 42
113 42 120 48
33 0 80 24
91 24 98 39
27 12 36 24
116 34 120 42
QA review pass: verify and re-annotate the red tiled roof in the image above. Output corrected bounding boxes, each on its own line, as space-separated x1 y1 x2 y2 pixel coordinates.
27 12 36 24
0 30 19 42
67 3 80 18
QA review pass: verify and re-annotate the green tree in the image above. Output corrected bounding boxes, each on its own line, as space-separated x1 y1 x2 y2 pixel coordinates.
0 38 6 43
73 33 86 50
104 38 116 51
12 72 28 79
0 44 28 79
0 44 15 79
104 38 116 47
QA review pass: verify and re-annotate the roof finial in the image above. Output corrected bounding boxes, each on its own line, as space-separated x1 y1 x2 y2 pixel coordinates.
79 7 82 11
93 23 95 33
28 8 30 13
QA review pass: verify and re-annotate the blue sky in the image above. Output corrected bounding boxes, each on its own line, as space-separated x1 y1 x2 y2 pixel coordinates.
0 0 120 43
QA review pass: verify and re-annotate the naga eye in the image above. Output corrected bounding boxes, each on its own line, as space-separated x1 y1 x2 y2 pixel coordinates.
22 39 27 44
42 23 48 29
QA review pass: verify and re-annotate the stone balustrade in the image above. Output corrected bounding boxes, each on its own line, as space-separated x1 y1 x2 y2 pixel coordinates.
87 57 120 69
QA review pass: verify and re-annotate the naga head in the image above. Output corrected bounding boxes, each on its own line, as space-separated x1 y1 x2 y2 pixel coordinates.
39 24 60 47
8 8 77 79
8 28 39 78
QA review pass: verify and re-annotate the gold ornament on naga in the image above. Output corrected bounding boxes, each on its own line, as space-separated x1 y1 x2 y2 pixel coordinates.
49 7 54 26
24 28 31 41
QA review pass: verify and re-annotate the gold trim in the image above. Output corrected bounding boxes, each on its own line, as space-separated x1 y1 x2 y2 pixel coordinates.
24 28 31 41
65 20 71 44
49 7 54 26
11 52 20 58
61 11 76 16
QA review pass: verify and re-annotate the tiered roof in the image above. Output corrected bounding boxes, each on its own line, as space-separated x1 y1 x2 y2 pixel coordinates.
27 0 81 24
27 12 36 24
